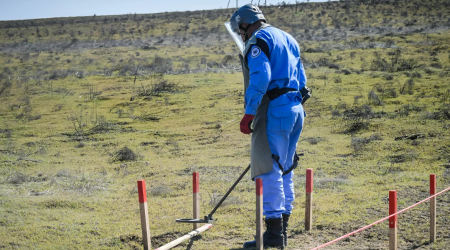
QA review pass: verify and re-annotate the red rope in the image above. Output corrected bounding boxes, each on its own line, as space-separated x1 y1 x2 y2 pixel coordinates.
310 186 450 250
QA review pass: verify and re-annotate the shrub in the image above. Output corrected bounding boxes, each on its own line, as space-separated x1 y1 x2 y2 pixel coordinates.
150 185 172 197
368 91 383 106
118 65 138 76
0 80 12 96
339 104 382 134
317 58 339 70
384 74 394 80
383 88 398 98
344 121 369 134
334 76 342 83
369 133 383 141
27 114 41 121
144 56 173 74
399 78 414 95
341 69 351 75
305 137 324 145
207 60 219 68
221 55 234 66
331 109 340 118
112 147 137 162
430 63 442 69
149 79 177 96
351 137 371 152
370 51 418 72
48 70 67 80
137 74 178 97
424 67 434 75
343 105 375 120
432 104 450 120
7 173 29 184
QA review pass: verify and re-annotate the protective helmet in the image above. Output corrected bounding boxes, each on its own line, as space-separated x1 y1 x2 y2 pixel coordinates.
229 4 266 35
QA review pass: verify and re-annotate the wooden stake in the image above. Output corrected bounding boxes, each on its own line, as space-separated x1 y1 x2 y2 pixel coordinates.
305 168 313 231
430 174 436 243
137 180 151 250
155 224 213 250
389 190 397 250
193 172 200 230
256 178 263 250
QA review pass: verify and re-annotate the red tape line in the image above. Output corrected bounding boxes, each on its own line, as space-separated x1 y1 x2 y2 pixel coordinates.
310 185 450 250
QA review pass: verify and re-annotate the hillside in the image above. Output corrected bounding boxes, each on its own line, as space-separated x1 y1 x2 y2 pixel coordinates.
1 0 450 249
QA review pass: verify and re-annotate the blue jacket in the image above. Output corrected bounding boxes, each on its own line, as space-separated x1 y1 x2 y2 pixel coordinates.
245 26 307 115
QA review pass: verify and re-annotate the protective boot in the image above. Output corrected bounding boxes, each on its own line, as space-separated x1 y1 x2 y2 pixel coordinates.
282 214 290 247
243 217 285 249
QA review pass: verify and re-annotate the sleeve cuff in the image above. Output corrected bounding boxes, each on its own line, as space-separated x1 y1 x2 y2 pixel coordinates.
245 106 257 115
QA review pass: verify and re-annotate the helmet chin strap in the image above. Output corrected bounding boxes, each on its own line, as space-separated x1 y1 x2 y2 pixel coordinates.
241 24 251 41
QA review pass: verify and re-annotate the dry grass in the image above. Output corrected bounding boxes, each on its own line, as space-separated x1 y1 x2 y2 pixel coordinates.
1 0 450 249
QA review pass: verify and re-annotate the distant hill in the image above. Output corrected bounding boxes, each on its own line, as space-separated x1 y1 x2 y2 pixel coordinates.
1 0 450 51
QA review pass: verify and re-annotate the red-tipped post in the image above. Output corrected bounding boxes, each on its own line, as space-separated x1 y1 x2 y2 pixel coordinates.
389 190 397 250
305 168 313 231
138 180 151 250
256 178 263 250
193 172 200 230
430 174 436 242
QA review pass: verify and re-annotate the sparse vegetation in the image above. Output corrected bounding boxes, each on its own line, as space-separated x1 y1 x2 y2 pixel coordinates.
1 0 450 249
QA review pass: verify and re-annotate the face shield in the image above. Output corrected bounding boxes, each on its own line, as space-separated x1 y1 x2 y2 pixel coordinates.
224 22 244 54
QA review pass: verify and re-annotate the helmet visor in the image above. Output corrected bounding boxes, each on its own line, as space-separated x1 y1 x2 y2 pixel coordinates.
224 22 244 54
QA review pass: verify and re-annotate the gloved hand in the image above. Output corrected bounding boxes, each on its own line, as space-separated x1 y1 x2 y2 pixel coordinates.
240 114 255 134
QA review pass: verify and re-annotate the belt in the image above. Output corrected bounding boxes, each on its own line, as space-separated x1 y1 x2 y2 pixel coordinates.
266 87 298 101
266 87 311 104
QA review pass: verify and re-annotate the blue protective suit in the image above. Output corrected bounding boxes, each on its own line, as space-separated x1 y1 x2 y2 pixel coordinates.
245 26 306 219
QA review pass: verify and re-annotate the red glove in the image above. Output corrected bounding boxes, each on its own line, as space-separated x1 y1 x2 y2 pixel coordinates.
240 114 255 134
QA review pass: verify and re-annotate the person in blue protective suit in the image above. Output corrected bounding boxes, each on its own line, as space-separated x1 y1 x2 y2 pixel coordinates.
229 4 310 249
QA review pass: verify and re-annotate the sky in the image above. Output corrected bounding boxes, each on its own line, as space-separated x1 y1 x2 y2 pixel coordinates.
0 0 331 21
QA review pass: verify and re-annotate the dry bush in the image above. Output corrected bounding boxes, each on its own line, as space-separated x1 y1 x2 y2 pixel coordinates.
370 51 418 72
58 172 108 194
304 137 325 145
112 147 137 162
147 56 173 73
399 78 414 95
6 173 29 184
351 134 383 153
0 80 12 96
137 74 178 97
316 57 339 70
340 104 382 134
6 172 49 184
428 104 450 120
334 76 342 83
368 91 383 106
150 185 172 197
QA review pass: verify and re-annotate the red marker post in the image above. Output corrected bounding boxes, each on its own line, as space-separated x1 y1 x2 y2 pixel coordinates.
430 174 436 242
389 190 397 250
305 168 313 231
256 178 263 250
193 172 200 230
137 180 151 250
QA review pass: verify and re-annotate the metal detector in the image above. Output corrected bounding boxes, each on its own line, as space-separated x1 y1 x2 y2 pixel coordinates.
176 164 251 224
